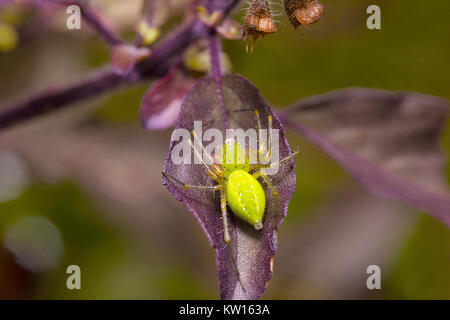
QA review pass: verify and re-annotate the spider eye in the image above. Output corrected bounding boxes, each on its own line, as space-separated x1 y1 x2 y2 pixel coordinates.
225 138 235 145
218 140 250 178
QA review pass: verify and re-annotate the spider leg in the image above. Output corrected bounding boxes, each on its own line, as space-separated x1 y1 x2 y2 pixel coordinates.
162 172 220 191
187 135 221 181
261 174 278 199
254 111 275 163
265 115 273 162
254 110 268 162
269 149 300 169
252 171 278 199
191 130 215 165
254 110 262 133
220 187 231 244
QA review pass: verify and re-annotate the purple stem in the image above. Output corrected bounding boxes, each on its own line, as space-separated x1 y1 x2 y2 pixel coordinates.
278 112 450 227
44 0 122 46
208 32 229 129
0 0 243 131
0 69 126 130
78 3 122 46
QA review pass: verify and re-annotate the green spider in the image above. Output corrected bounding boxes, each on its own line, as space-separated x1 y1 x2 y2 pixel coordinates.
163 111 298 243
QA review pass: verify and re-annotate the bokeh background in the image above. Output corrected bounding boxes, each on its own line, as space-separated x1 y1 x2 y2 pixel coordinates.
0 0 449 299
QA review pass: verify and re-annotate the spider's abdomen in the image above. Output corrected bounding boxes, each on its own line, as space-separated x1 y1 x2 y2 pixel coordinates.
226 170 265 230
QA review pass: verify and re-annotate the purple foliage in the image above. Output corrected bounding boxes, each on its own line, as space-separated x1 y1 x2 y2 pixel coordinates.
279 88 450 226
162 75 296 299
140 70 195 130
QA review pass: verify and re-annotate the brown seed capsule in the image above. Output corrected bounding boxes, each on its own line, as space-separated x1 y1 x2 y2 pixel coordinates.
284 0 325 29
243 0 277 53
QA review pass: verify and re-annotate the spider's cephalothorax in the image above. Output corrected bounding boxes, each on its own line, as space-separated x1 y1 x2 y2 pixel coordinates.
219 138 265 230
163 111 298 243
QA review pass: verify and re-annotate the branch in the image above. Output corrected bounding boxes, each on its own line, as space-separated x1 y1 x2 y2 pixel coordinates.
208 32 229 128
0 0 242 131
45 0 123 45
0 69 127 130
280 114 450 226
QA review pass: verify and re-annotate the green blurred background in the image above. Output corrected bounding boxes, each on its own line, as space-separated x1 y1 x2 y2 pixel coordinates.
0 0 449 299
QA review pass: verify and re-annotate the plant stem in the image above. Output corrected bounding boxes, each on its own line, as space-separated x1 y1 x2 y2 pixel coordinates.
45 0 123 46
208 31 229 129
0 0 243 132
0 69 126 130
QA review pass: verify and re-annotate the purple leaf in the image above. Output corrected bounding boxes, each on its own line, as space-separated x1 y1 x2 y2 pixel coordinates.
140 70 195 130
276 189 416 298
279 88 450 226
162 75 296 299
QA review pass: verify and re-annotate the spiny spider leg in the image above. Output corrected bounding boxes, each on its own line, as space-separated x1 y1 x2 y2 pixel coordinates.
269 149 300 169
251 149 299 199
253 111 274 163
262 174 278 198
254 110 262 133
266 115 273 161
253 171 278 199
188 138 209 169
191 130 215 165
220 188 231 244
190 130 224 181
254 110 267 162
162 172 220 191
187 138 219 180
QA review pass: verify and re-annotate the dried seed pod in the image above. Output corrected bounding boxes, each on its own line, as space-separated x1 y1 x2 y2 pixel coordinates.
284 0 325 29
243 0 277 53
